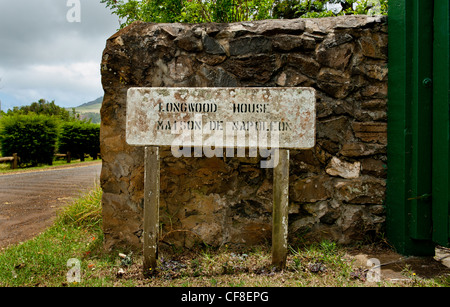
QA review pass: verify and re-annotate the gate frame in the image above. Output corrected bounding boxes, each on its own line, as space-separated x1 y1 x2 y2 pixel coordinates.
387 0 450 255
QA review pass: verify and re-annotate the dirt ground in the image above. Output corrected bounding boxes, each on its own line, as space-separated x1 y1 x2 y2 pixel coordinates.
0 161 101 250
346 244 450 284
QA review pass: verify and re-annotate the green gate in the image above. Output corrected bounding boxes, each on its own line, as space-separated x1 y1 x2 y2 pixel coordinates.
387 0 450 255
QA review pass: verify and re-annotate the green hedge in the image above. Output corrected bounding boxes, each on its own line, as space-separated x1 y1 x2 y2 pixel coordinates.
0 114 101 167
58 121 100 161
0 114 59 166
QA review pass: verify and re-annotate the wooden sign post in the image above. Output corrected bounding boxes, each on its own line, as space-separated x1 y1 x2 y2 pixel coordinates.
126 87 315 275
272 148 290 269
143 146 160 275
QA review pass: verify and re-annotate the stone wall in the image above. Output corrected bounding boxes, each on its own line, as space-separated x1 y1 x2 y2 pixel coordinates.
100 15 388 251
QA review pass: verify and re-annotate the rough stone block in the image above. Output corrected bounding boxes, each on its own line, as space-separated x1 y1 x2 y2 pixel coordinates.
291 175 332 203
334 177 386 205
352 122 387 144
326 157 361 179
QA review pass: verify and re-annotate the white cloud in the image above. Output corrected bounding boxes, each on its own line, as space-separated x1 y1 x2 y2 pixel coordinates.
28 62 100 89
0 61 101 108
0 0 118 109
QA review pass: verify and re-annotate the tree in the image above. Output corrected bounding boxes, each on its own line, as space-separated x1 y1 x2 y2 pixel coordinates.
5 99 76 122
102 0 275 25
273 0 328 19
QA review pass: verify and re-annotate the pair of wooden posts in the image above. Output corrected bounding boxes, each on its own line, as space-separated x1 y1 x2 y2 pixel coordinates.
142 146 290 275
126 87 316 276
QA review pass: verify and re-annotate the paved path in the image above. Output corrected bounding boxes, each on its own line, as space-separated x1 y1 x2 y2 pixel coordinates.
0 162 102 249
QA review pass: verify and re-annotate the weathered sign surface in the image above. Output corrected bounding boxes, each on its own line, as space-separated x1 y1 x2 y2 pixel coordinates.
126 87 316 150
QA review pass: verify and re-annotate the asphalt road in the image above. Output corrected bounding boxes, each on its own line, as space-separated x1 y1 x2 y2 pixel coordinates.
0 162 102 249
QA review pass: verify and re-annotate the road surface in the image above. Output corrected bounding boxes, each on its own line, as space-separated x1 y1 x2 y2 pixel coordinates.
0 162 102 249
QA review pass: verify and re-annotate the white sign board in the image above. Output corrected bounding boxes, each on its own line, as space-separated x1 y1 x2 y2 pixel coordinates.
126 87 315 150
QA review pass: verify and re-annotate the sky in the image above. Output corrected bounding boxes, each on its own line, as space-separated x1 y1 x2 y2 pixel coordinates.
0 1 347 111
0 0 119 110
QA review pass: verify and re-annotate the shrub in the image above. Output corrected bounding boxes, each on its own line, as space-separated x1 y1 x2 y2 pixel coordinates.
0 114 59 166
58 121 100 161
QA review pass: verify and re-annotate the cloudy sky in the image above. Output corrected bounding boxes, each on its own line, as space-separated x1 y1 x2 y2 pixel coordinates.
0 0 119 110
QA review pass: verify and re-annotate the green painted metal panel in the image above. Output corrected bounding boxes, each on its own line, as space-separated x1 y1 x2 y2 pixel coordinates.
408 0 433 240
387 0 411 254
432 0 450 247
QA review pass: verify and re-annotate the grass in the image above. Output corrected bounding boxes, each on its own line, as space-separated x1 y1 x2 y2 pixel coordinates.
0 157 101 174
0 186 449 287
0 186 107 287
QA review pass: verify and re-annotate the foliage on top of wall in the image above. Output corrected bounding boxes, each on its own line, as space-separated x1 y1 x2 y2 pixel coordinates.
101 0 388 28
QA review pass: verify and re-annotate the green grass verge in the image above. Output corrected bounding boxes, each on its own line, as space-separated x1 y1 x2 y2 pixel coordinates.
0 186 111 287
0 157 101 174
0 186 449 287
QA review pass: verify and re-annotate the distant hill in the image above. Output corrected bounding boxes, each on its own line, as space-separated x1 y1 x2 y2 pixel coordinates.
70 96 102 123
75 96 102 113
